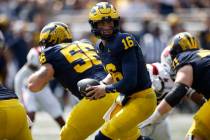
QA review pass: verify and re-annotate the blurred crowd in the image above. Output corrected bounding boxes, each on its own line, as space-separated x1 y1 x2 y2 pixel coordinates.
0 0 210 100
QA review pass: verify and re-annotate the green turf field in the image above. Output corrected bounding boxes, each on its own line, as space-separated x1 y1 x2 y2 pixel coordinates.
32 111 193 140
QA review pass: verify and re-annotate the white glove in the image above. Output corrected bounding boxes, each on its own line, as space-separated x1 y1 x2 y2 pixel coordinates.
139 109 162 129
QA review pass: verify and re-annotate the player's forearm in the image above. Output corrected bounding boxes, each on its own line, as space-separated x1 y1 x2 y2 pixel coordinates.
105 77 137 94
27 64 54 92
105 48 138 94
140 99 172 128
27 72 47 92
158 99 173 115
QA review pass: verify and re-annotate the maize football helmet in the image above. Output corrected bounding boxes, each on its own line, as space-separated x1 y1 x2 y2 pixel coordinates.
39 22 72 48
88 2 120 39
168 32 200 59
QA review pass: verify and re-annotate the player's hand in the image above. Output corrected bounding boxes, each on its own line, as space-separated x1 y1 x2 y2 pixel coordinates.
139 109 162 129
86 84 106 100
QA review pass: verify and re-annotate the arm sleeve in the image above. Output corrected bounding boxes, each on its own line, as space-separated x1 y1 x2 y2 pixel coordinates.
105 47 138 95
165 82 189 107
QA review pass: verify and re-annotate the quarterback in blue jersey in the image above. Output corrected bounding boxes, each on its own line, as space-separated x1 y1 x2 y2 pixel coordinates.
28 22 118 140
88 2 157 140
0 32 32 140
141 32 210 140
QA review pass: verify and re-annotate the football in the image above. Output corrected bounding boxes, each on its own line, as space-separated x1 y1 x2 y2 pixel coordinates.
77 78 100 97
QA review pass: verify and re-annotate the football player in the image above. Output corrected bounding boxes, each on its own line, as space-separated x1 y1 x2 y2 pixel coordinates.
139 32 210 140
88 2 157 140
141 62 173 140
27 22 118 140
0 31 32 140
141 46 207 140
14 46 65 128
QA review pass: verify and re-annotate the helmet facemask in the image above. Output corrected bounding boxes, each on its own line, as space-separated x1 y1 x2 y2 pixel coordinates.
89 17 120 40
88 2 120 40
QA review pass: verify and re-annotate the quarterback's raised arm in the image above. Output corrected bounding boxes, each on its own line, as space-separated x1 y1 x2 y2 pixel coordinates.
27 64 54 92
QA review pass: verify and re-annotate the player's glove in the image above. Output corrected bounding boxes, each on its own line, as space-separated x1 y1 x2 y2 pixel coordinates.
139 109 162 129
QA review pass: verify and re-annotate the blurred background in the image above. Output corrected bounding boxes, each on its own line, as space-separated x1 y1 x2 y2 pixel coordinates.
0 0 210 140
1 0 210 88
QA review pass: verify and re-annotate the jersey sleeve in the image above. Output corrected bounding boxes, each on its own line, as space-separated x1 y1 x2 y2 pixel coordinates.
105 34 144 95
105 46 139 95
39 47 55 65
172 53 191 72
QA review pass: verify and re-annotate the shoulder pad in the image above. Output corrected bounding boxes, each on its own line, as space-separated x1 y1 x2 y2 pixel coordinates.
39 45 59 64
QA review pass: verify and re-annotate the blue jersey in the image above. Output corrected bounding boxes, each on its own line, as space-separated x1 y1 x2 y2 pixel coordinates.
0 85 17 100
96 32 151 96
172 50 210 99
40 41 106 99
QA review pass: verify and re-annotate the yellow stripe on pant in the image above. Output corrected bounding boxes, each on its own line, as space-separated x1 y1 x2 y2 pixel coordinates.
0 99 32 140
101 88 157 140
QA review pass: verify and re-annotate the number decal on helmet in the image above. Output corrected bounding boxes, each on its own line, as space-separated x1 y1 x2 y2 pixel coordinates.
39 22 72 48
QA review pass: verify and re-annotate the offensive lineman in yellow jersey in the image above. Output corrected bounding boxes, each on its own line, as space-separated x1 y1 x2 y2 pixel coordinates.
27 22 118 140
140 32 210 140
0 31 32 140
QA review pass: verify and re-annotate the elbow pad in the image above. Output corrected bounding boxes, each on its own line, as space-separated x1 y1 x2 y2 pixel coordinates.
165 82 189 107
